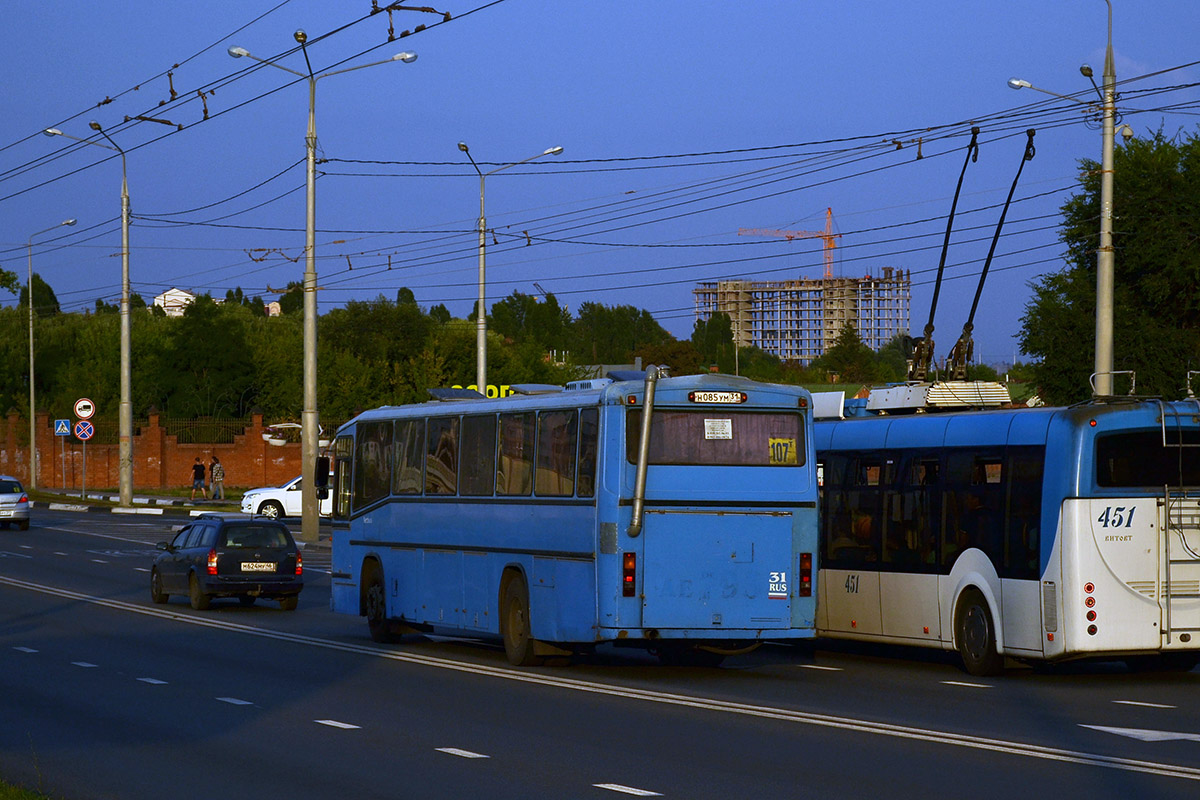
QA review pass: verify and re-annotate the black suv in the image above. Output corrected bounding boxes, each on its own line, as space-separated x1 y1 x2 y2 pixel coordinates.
150 514 303 610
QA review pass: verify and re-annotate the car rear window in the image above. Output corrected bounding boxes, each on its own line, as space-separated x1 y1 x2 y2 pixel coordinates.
221 525 291 549
0 480 23 493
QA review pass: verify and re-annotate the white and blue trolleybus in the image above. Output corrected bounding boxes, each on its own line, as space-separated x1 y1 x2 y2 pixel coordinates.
328 369 819 665
813 385 1200 675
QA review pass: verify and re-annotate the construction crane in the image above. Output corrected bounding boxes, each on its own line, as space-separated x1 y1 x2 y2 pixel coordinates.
738 207 841 279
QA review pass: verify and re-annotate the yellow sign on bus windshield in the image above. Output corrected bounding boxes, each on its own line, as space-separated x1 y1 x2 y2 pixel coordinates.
768 437 798 465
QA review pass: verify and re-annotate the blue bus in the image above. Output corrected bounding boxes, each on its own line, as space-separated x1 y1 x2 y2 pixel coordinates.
328 370 819 666
813 392 1200 675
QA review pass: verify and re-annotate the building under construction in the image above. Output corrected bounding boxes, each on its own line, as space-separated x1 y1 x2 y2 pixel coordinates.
693 267 911 365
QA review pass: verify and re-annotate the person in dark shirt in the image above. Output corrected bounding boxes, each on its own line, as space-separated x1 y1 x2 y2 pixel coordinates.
190 457 208 500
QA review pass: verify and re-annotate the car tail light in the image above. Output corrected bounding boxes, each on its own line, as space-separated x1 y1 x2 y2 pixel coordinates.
19 494 28 504
207 548 218 575
295 550 303 576
622 552 636 597
799 552 813 597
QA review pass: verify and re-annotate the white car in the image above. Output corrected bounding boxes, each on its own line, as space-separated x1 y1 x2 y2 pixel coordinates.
241 476 332 519
0 475 30 530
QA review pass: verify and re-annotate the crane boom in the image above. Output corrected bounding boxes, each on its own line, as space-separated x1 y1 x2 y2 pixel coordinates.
738 207 841 278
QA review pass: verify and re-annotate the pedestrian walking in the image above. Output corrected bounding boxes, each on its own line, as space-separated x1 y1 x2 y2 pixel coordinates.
190 457 208 500
210 456 226 501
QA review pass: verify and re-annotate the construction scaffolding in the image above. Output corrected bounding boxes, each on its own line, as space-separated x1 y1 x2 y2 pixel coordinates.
694 268 911 365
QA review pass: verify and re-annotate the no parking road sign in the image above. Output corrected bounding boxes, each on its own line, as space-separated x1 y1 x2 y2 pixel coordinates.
74 420 94 441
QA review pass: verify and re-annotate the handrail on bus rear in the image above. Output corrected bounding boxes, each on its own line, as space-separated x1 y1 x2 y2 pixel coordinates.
627 365 664 538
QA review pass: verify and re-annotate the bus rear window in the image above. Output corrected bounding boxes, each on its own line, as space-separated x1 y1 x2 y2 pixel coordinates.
1096 430 1200 487
626 409 804 467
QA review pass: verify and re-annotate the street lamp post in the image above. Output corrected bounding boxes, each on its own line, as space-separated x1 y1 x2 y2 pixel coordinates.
43 124 134 504
26 218 77 490
1009 0 1117 396
229 33 416 543
456 143 564 395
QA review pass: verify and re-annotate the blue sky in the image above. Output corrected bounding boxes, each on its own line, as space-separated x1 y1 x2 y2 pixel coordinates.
3 1 1198 366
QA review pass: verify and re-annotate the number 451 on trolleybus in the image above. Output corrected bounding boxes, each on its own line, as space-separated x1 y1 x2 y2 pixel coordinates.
323 369 819 666
812 385 1200 676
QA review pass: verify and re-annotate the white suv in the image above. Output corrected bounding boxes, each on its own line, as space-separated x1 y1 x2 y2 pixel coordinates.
240 476 332 519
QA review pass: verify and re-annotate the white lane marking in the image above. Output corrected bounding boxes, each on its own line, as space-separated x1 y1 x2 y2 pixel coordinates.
435 747 489 759
138 678 168 685
941 681 991 689
796 664 843 671
91 559 109 564
216 697 254 706
4 575 1200 784
18 545 32 549
133 567 150 573
1114 700 1176 709
593 784 662 796
315 719 360 729
72 662 98 668
13 646 37 653
54 552 68 556
1083 725 1200 743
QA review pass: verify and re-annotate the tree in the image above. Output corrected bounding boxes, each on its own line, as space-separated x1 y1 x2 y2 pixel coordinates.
278 282 304 316
1021 128 1200 403
808 323 885 383
18 273 60 317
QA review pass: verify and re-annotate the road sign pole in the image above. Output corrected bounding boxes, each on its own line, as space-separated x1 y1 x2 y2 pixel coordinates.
81 439 86 500
60 436 65 489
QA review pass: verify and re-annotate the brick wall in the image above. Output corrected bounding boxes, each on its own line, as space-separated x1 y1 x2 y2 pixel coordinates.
0 412 303 491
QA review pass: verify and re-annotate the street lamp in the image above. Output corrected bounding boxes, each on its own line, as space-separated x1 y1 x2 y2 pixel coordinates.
229 32 417 543
1008 0 1117 396
27 218 77 490
457 142 564 395
44 123 134 504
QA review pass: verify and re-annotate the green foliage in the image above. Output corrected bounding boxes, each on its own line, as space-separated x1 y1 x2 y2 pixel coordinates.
18 274 60 317
1021 128 1200 403
569 302 672 364
0 267 19 295
807 323 892 383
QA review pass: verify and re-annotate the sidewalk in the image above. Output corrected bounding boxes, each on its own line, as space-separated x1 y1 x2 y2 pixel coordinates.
34 487 239 518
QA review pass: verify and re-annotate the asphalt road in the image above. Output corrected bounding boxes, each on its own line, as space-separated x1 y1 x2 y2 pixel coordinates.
1 510 1198 799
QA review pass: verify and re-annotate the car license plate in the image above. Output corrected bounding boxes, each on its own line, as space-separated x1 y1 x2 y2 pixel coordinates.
0 510 10 517
241 562 276 572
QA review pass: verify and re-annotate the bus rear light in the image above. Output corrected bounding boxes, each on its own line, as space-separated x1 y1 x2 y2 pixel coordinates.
799 552 812 597
626 395 637 405
1087 624 1098 636
1047 633 1054 642
1084 582 1095 594
1085 596 1096 608
207 548 218 575
622 552 636 597
295 550 303 576
1086 610 1096 622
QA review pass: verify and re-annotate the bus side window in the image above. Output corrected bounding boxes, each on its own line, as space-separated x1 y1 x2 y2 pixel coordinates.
536 410 578 497
497 412 535 496
460 415 498 496
354 420 393 511
392 419 425 495
885 455 940 570
425 417 459 495
829 454 884 566
577 408 599 499
944 450 1004 570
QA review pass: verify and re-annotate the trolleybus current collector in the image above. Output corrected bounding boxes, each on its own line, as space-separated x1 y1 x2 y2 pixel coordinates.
328 369 820 666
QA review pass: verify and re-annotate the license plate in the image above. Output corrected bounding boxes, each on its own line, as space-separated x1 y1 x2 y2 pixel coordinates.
241 562 276 572
689 391 746 404
0 510 10 517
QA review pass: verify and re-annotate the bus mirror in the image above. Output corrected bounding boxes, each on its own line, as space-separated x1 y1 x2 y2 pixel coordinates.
317 487 329 500
315 456 330 489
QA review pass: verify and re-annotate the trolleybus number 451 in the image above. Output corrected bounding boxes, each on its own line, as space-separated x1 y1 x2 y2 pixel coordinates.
1096 506 1136 528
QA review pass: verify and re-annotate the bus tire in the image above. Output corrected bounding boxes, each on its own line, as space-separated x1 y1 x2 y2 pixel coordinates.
955 588 1003 677
502 574 543 667
364 565 400 643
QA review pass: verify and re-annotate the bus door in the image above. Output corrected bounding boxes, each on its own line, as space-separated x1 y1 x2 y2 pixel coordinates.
819 453 884 635
639 507 796 631
879 454 942 641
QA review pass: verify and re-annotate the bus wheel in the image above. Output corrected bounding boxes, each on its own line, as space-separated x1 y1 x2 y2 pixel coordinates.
365 568 400 643
955 589 1003 677
502 575 543 667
